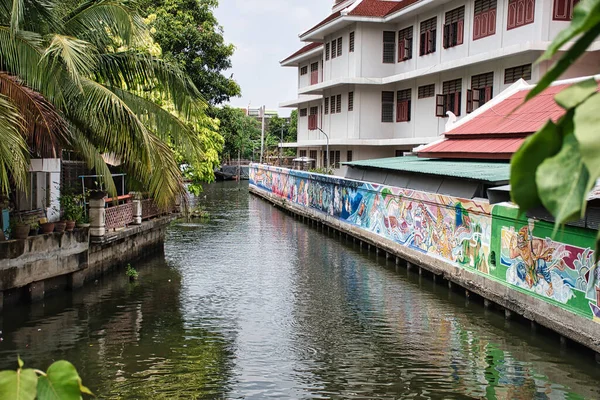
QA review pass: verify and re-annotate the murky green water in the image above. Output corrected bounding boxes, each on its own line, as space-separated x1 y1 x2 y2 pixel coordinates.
1 181 599 399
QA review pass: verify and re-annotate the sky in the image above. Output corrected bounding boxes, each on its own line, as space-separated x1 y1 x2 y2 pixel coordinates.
214 0 331 117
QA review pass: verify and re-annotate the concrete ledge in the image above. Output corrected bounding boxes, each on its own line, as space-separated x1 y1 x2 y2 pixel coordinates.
250 185 600 354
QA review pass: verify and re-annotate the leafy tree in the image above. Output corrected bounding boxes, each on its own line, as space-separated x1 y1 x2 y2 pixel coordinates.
209 106 260 162
0 0 217 207
138 0 241 105
510 0 600 252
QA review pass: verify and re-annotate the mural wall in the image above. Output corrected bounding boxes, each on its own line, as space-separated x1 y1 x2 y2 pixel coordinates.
250 165 600 323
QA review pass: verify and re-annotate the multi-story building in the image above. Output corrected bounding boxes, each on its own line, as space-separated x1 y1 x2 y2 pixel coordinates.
279 0 600 174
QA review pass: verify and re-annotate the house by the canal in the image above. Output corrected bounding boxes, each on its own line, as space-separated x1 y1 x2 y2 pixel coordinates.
279 0 600 176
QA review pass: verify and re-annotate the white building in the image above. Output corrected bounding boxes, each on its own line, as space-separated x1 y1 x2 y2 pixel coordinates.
279 0 600 175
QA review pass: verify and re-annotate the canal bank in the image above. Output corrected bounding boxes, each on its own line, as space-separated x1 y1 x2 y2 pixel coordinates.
2 181 600 398
249 164 600 355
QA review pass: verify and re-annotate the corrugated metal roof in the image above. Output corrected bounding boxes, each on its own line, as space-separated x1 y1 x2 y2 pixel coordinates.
448 82 600 136
344 156 509 183
418 137 525 159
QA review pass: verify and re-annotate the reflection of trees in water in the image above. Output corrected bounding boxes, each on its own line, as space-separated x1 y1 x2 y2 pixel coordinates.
289 226 598 398
0 258 235 399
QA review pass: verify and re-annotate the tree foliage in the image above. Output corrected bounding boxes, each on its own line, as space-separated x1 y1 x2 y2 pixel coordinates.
138 0 240 105
0 357 92 400
510 0 600 252
209 106 260 161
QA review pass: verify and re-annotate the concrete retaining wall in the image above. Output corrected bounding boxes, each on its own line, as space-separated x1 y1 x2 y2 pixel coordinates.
0 216 172 310
249 164 600 354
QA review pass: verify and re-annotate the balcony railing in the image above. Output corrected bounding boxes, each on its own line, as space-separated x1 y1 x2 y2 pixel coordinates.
105 202 134 229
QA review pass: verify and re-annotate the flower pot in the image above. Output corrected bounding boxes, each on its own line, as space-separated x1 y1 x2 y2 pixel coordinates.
14 224 30 240
65 220 76 231
40 222 55 234
29 227 39 236
76 223 90 228
54 221 67 233
89 190 107 200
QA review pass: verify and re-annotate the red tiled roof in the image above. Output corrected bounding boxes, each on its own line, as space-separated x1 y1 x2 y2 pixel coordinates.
418 138 525 160
349 0 422 17
281 42 322 63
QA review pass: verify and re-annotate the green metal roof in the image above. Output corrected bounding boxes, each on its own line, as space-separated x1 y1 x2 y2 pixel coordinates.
343 156 510 183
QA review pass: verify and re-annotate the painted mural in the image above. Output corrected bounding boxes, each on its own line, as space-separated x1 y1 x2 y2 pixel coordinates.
250 164 600 323
250 165 492 274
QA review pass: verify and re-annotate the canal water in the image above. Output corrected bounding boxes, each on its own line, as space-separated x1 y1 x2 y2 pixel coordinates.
1 181 599 399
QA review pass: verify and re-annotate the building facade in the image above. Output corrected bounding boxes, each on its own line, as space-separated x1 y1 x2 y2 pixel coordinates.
280 0 600 175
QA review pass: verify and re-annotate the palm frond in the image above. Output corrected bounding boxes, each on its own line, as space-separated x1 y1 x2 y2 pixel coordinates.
43 34 96 90
0 93 29 194
0 72 68 157
9 0 23 33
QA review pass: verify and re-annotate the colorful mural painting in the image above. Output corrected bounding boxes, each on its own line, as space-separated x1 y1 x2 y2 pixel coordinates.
250 164 600 323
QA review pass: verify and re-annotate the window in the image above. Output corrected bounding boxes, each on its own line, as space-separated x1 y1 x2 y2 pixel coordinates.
382 91 394 122
329 150 341 168
348 91 354 111
336 94 341 113
383 31 396 63
553 0 579 20
325 42 330 60
310 62 319 85
419 17 437 56
310 150 317 160
473 0 497 40
337 37 342 57
396 89 411 122
300 66 308 75
418 84 435 99
467 72 493 113
299 108 307 117
308 106 319 130
324 97 329 114
507 0 535 30
504 64 532 84
443 6 464 48
349 31 355 52
398 26 413 61
436 79 462 117
299 150 307 157
331 39 337 59
347 150 353 162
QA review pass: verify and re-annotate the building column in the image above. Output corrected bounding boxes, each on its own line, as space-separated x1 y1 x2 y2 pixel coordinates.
89 198 106 237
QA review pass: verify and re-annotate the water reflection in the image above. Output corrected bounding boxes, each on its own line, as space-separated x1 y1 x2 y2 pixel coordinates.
0 181 599 399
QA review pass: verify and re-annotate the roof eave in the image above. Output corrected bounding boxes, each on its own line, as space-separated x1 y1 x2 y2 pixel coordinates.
280 46 323 67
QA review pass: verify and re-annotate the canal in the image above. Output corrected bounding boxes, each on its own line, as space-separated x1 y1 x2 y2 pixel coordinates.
1 181 599 399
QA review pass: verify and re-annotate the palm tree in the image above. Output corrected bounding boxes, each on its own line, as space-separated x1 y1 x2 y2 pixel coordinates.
0 0 216 207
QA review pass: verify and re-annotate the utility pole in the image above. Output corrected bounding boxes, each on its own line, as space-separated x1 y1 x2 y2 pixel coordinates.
316 127 329 170
260 105 265 164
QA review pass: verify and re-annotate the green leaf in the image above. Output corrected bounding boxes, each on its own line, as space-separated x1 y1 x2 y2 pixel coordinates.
554 78 598 110
539 0 600 62
526 22 600 103
0 369 38 400
536 133 591 232
37 361 92 400
573 92 600 180
510 120 562 211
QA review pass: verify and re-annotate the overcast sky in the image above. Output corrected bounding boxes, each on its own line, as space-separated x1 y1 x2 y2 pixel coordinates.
214 0 331 116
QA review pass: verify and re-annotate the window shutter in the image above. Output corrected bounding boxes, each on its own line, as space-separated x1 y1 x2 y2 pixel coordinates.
331 40 337 59
484 86 493 102
325 43 330 60
443 24 449 48
337 37 342 56
473 14 481 40
436 95 446 117
508 0 517 29
466 89 473 113
454 92 461 116
525 0 535 23
489 9 497 34
420 32 426 55
396 101 402 122
405 38 412 59
430 29 436 52
336 94 341 113
457 20 464 44
472 88 480 108
324 97 329 114
398 39 405 62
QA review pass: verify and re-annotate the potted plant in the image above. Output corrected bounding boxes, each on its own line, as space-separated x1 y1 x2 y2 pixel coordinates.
89 179 107 200
76 213 90 228
29 221 40 236
9 218 29 240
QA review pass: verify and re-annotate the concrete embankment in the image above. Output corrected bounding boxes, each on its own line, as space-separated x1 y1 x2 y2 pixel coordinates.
0 216 172 310
249 164 600 355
